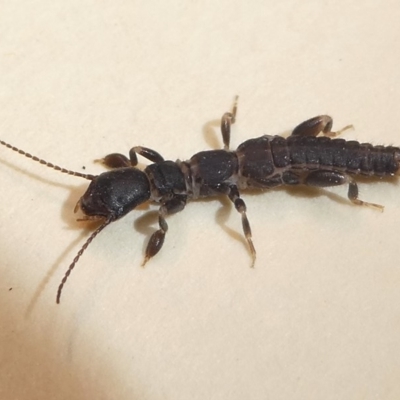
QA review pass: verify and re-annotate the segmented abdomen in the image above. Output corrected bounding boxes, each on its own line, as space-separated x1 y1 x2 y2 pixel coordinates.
286 136 400 176
235 135 400 189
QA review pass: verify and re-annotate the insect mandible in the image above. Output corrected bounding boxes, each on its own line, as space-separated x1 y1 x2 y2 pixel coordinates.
1 97 399 303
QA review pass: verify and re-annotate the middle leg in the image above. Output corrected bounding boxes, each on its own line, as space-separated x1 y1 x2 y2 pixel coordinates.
220 95 239 150
217 184 256 267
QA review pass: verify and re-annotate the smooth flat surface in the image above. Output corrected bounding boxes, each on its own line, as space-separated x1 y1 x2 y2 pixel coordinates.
0 1 400 399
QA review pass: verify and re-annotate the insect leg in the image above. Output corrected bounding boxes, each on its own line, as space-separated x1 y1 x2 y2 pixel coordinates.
220 95 238 150
291 115 353 138
97 146 164 169
142 195 187 266
223 184 256 267
305 170 384 211
96 153 132 168
129 146 164 165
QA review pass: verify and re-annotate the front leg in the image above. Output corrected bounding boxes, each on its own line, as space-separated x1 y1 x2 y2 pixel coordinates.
97 146 165 169
142 194 187 266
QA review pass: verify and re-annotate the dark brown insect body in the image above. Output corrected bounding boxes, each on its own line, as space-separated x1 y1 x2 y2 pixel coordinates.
1 98 399 303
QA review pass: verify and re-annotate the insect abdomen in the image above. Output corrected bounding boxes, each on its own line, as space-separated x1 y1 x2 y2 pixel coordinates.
287 136 400 176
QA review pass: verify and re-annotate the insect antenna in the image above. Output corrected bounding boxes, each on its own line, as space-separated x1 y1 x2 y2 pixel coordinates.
56 218 113 304
0 139 94 180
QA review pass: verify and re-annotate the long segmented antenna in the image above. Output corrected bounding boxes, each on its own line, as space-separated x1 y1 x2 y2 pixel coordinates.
56 218 113 304
0 139 95 180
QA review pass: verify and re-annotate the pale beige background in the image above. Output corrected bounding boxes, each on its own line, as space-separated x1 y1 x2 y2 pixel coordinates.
0 1 399 399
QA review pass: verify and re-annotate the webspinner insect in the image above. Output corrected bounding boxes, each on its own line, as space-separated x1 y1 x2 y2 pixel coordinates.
1 97 398 303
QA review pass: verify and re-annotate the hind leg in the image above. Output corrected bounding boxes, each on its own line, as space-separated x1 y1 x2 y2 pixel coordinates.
305 170 384 211
291 115 353 138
